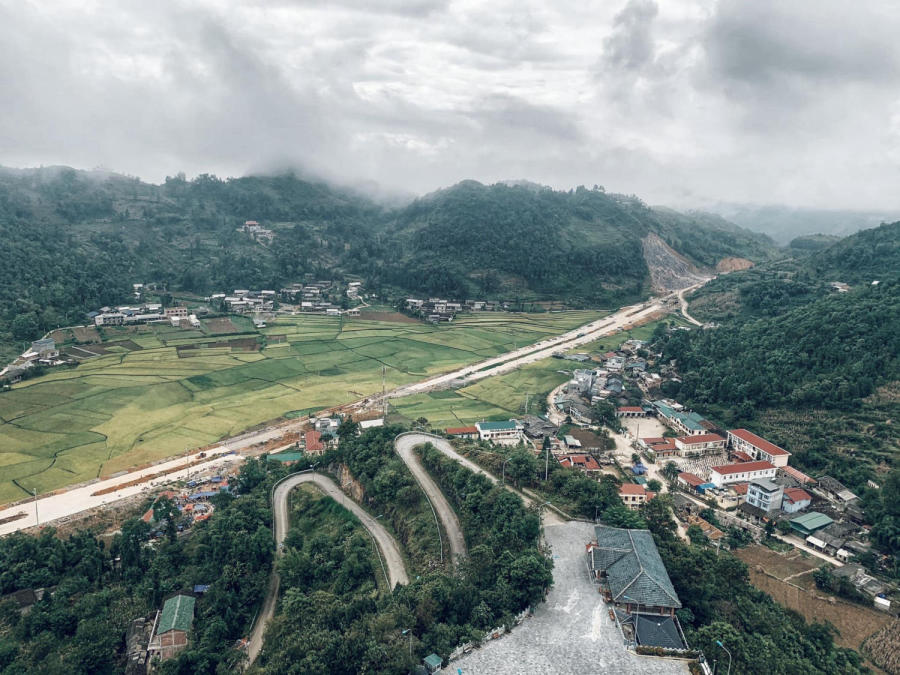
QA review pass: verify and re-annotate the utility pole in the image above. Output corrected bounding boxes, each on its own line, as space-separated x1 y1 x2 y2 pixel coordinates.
545 441 550 481
382 365 387 419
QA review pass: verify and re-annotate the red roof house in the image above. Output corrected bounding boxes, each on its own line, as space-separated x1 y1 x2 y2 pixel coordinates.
305 430 325 454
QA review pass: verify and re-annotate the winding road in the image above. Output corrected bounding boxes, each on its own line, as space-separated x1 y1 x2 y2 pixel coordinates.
677 285 704 326
396 432 565 529
246 471 408 664
395 433 468 563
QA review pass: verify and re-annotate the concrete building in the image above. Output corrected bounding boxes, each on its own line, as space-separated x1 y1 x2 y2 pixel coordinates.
619 483 655 510
746 478 784 514
149 594 194 661
674 433 726 458
445 426 479 440
709 460 776 487
164 307 189 318
727 429 790 468
476 420 523 446
781 488 813 513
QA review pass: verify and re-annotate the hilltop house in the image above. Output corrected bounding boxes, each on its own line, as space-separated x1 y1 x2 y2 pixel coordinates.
586 525 681 616
149 594 195 661
476 420 524 446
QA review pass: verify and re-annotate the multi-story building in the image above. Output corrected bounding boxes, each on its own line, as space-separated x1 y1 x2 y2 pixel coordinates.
746 478 784 514
475 420 523 446
727 429 791 468
709 460 776 487
619 483 655 510
674 433 726 458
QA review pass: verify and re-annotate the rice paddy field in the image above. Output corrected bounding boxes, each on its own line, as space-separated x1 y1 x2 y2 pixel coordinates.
0 310 603 504
388 316 688 429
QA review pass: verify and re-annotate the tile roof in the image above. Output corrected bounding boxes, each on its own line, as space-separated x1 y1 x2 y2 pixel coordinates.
729 482 749 495
783 488 812 503
780 466 815 484
728 429 790 456
711 460 775 476
634 615 686 650
588 525 681 609
678 472 704 487
157 595 195 635
732 450 754 462
617 406 644 413
445 426 478 435
305 430 324 452
559 453 601 471
619 483 649 495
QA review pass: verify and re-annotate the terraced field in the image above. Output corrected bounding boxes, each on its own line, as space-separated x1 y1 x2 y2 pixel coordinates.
0 310 603 503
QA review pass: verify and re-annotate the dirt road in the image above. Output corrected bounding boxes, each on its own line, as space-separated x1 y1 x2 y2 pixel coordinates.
247 471 408 664
677 286 703 326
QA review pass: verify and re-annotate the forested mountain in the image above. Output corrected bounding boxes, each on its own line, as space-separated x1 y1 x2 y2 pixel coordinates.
0 166 780 358
687 221 900 323
654 230 900 574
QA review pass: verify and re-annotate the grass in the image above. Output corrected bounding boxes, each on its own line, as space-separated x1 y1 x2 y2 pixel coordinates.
390 316 678 430
0 310 605 504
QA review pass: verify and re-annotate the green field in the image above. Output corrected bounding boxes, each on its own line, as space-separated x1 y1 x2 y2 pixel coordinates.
389 316 685 429
0 310 603 503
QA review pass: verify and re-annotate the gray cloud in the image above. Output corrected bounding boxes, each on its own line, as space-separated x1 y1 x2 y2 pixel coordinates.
602 0 659 72
1 0 899 209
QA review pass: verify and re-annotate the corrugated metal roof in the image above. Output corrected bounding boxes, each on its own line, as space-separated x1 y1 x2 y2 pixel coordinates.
477 420 518 431
157 595 195 634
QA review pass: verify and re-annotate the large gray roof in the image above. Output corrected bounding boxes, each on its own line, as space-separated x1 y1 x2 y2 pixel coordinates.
588 525 681 609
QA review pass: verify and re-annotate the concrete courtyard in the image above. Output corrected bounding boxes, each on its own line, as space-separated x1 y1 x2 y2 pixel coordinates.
443 521 688 674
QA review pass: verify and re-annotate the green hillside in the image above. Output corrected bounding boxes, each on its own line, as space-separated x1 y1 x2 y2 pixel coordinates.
0 167 780 359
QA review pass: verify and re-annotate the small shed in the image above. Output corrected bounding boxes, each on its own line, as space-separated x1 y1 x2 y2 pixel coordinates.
423 654 442 673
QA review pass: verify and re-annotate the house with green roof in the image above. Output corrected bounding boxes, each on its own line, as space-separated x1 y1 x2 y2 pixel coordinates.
789 511 834 537
587 525 681 616
476 420 523 446
150 594 195 660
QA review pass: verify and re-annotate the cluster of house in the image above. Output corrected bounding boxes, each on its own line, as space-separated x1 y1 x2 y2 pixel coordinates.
404 297 504 322
553 341 660 424
92 303 201 328
446 420 526 446
586 524 689 653
207 289 277 314
0 338 64 383
239 220 274 243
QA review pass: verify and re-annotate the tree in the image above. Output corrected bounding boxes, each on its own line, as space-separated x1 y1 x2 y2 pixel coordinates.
776 520 792 535
507 449 538 487
764 519 776 539
661 461 680 483
687 524 707 546
647 479 662 493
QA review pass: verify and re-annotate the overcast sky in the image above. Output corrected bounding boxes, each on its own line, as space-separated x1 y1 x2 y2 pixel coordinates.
2 0 900 208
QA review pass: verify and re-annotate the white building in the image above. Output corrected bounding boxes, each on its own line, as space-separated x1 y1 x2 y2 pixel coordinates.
746 478 784 514
727 429 790 468
674 433 726 458
475 420 523 446
709 460 777 487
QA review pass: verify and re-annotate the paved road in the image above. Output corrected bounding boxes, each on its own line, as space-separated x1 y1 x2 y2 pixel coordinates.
444 521 688 674
395 433 468 563
0 285 707 537
386 298 673 401
247 471 409 664
398 432 565 526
